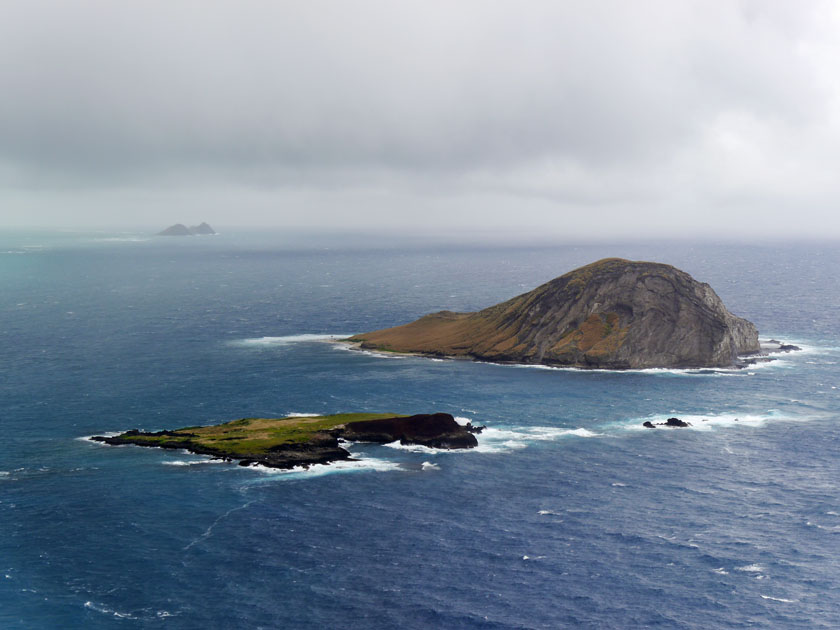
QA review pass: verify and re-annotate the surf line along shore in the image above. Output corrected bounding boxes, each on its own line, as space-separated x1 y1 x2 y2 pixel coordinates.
90 413 485 469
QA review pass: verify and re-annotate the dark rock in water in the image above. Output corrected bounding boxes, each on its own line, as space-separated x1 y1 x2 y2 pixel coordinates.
339 413 478 449
760 339 802 355
157 223 192 236
464 422 486 434
641 417 692 428
349 258 760 369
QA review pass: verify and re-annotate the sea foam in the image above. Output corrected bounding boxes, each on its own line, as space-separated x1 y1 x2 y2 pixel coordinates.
760 595 796 603
474 426 601 453
84 601 136 619
162 459 229 467
232 333 353 347
383 423 600 455
736 564 765 573
247 453 401 480
621 410 809 433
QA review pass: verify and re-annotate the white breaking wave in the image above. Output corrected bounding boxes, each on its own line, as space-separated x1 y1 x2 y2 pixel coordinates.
382 424 601 455
162 459 229 467
762 337 837 357
760 595 796 603
231 333 354 347
350 348 411 360
621 410 810 433
475 426 601 453
421 461 440 471
736 564 765 573
84 601 136 619
382 441 448 454
77 431 124 442
496 362 747 377
712 568 729 575
806 520 840 533
248 453 401 479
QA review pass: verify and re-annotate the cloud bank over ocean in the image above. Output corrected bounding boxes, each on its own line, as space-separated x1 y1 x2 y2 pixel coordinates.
2 1 839 238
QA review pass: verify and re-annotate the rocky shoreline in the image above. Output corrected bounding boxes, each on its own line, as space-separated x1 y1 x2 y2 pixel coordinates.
339 337 802 370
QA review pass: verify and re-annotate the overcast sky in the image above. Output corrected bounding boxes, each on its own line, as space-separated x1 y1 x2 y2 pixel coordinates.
2 0 839 238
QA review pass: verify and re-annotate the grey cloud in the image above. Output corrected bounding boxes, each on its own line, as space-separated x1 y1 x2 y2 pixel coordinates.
1 0 838 236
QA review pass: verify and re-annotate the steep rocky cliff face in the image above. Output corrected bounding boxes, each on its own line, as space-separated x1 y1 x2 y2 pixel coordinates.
349 258 760 369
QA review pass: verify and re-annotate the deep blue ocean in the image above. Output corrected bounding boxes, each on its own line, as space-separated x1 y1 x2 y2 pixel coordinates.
2 230 839 629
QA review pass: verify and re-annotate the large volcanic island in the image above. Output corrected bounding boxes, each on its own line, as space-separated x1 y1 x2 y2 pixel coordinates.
348 258 760 369
91 413 480 469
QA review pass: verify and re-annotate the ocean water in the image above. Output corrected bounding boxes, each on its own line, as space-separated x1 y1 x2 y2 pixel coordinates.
2 231 840 629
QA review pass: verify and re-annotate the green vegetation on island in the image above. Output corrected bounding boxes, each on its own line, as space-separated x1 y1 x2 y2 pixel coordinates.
91 412 481 469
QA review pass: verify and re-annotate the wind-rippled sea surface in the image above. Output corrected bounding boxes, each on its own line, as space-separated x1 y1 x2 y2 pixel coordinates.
2 231 839 628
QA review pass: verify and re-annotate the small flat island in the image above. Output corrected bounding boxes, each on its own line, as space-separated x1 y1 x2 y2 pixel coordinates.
91 412 481 469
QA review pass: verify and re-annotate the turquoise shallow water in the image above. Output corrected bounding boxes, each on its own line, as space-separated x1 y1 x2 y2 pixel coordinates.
1 232 839 628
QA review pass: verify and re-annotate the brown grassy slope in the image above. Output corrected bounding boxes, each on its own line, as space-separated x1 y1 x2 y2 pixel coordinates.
349 259 631 362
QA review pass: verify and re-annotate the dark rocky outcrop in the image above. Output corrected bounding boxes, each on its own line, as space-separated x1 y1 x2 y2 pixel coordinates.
761 340 802 354
240 433 351 468
338 413 478 449
349 258 760 369
643 417 692 428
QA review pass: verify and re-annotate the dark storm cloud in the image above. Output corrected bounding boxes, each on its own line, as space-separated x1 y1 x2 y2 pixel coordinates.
1 0 838 236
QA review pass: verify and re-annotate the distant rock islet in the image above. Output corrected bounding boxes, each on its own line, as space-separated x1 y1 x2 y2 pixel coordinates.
157 222 216 236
